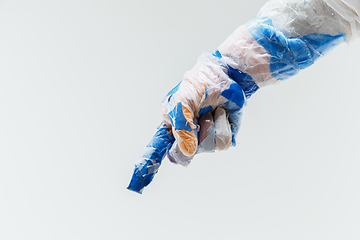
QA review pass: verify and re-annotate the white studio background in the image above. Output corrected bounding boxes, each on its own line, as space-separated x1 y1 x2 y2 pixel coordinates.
0 0 359 239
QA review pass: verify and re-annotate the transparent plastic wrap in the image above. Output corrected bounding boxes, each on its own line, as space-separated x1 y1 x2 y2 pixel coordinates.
218 0 353 88
128 53 246 194
324 0 360 40
128 0 359 194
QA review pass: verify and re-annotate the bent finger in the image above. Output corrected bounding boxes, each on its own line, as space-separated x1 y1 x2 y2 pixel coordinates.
168 101 198 156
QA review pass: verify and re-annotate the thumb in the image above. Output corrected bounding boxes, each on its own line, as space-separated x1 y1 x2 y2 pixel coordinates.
168 101 198 156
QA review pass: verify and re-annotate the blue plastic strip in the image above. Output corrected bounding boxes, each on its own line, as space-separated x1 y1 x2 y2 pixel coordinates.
213 50 259 99
246 16 346 80
198 105 213 117
165 81 181 98
168 101 194 132
303 33 347 60
221 82 246 109
221 82 246 146
127 123 175 194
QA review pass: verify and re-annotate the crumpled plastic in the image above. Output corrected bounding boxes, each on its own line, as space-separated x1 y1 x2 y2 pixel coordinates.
128 0 359 194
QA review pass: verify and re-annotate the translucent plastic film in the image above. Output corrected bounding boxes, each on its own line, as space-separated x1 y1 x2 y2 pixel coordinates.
218 0 353 88
128 0 358 194
324 0 360 40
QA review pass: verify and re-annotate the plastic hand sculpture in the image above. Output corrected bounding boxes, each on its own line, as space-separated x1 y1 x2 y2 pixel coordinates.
162 53 250 164
127 53 248 193
128 0 360 194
